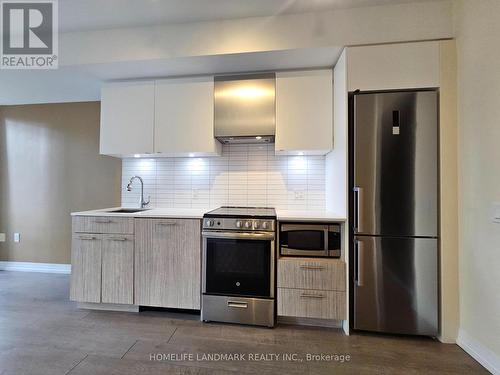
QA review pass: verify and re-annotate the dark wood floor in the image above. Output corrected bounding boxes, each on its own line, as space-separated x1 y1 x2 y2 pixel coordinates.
0 271 487 375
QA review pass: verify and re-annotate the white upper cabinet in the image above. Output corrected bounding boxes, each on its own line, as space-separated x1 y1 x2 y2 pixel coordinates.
347 41 440 92
275 70 333 155
100 81 154 156
154 76 220 156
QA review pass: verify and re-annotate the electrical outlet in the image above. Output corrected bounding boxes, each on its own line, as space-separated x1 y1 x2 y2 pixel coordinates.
294 190 306 200
14 233 20 242
493 202 500 224
0 233 5 242
192 188 199 199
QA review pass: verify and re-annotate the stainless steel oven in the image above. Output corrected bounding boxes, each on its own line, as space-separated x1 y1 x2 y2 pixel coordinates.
279 223 341 258
202 230 275 298
201 207 276 327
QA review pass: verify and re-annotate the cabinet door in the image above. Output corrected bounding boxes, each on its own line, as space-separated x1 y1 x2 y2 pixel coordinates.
100 81 154 156
101 235 134 305
347 42 440 91
154 77 220 156
275 70 333 155
70 234 102 303
135 219 201 309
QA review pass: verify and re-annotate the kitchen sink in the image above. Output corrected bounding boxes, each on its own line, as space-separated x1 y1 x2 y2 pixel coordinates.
108 208 151 213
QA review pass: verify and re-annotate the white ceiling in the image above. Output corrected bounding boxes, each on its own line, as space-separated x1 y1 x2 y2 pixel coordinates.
60 0 433 33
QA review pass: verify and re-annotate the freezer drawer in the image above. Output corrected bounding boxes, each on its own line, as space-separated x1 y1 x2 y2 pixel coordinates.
353 236 438 336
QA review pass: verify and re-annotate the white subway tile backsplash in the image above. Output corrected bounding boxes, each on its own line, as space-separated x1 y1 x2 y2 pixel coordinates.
121 144 326 210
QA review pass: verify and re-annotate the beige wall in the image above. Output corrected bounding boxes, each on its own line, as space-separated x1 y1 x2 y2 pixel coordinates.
0 102 121 264
453 0 500 361
438 40 460 343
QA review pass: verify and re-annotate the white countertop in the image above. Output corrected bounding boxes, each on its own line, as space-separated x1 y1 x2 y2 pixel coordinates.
71 207 209 219
72 207 346 222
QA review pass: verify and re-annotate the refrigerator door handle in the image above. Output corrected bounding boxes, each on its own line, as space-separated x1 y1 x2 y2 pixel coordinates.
353 186 363 233
356 239 365 287
353 239 358 285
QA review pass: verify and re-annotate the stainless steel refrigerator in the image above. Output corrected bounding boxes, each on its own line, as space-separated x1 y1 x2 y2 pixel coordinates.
350 90 439 336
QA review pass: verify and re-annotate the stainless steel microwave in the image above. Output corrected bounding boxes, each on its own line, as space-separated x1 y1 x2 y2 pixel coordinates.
279 223 341 258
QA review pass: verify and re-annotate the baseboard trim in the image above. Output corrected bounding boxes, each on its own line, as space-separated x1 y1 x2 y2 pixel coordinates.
457 329 500 374
0 261 71 274
342 319 350 335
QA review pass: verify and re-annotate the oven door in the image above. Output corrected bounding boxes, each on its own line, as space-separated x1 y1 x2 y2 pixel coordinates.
280 224 329 257
202 231 275 299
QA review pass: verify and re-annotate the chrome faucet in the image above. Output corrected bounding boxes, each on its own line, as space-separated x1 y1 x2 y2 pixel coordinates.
126 176 150 208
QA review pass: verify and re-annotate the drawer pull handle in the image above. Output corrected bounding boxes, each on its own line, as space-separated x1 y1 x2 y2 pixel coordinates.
94 219 112 224
227 301 248 309
109 237 127 241
300 293 325 299
156 222 177 226
300 265 325 270
79 236 96 240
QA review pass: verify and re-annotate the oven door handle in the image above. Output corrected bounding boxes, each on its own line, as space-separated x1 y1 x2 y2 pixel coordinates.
227 301 248 309
202 231 275 240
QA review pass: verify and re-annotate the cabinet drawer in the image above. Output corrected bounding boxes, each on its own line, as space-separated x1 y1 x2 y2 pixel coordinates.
73 216 134 234
277 258 345 291
277 288 346 320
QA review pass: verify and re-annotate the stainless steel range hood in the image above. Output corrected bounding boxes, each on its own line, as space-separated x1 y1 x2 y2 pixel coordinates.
214 73 275 144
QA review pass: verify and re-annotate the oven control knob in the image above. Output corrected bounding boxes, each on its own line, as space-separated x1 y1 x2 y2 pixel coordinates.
245 221 252 229
262 221 269 230
206 219 214 227
253 221 260 229
235 220 243 228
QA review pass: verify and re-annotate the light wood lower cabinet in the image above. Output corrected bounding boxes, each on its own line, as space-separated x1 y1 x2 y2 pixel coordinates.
70 234 102 303
70 221 134 305
278 258 346 291
101 235 134 305
277 257 346 320
135 218 201 310
277 288 346 320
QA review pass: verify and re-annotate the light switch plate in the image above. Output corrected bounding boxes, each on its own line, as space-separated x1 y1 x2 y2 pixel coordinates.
14 233 20 242
492 202 500 224
0 233 5 242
